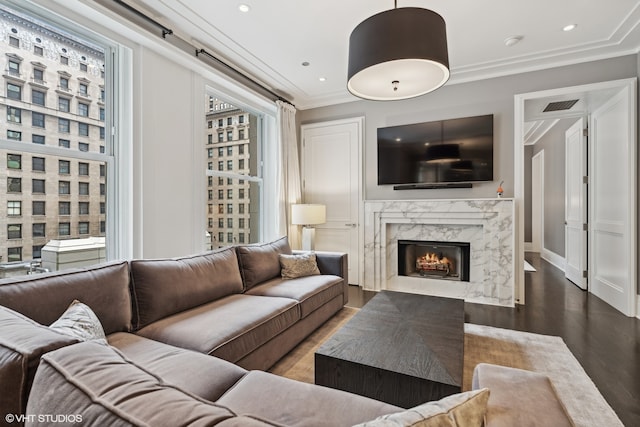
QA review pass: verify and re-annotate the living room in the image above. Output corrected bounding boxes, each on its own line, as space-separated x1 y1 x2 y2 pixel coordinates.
0 0 639 426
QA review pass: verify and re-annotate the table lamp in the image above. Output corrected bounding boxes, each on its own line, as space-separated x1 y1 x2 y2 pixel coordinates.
291 204 326 251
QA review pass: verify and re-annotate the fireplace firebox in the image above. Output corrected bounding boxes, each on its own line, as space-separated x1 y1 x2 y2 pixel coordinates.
398 240 470 282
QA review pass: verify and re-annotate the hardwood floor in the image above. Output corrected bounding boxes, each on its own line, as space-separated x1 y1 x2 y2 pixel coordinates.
347 252 640 426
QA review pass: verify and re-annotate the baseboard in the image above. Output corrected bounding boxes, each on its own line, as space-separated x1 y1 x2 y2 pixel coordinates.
541 248 566 272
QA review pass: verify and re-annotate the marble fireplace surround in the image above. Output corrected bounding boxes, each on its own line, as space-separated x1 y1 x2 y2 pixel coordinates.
364 199 515 307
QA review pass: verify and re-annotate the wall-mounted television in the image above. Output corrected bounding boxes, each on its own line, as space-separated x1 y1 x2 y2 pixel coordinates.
377 114 494 188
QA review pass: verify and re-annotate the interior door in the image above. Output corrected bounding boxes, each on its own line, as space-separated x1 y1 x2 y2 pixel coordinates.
301 118 362 285
589 87 636 315
564 118 587 289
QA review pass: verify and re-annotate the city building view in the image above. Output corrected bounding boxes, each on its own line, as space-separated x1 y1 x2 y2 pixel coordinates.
0 5 107 277
205 97 260 249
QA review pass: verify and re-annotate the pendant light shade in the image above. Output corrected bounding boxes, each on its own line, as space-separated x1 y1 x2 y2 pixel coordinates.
347 7 449 101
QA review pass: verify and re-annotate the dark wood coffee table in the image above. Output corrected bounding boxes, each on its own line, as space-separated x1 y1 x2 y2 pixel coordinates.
315 290 464 408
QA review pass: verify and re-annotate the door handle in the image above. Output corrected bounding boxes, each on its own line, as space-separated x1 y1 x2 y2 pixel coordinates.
345 223 357 228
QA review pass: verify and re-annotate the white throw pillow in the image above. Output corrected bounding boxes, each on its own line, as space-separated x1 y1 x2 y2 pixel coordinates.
352 388 490 427
49 299 108 344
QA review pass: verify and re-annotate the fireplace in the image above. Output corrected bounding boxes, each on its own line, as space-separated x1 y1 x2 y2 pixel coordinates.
398 240 470 282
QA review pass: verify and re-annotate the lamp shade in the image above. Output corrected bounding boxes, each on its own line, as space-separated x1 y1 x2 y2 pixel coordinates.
347 7 449 101
291 204 326 226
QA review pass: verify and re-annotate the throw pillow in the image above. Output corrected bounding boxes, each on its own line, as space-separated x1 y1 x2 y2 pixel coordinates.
49 300 108 344
352 388 490 427
279 253 321 279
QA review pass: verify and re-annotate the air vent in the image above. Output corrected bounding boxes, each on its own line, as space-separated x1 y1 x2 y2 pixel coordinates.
543 99 579 112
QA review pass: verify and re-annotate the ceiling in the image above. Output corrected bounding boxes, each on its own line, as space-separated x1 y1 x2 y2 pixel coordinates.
129 0 640 109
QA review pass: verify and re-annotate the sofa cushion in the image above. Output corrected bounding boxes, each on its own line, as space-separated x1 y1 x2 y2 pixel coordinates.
246 275 344 318
472 363 574 427
0 305 79 421
49 300 107 344
236 236 292 290
353 388 490 427
218 370 401 427
136 294 300 363
130 246 244 329
279 252 321 279
26 341 237 427
0 260 131 334
108 332 247 402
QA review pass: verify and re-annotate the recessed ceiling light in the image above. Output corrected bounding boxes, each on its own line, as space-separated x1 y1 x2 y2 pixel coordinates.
563 24 577 32
504 36 523 47
395 138 402 142
238 4 250 13
301 61 310 67
319 77 326 82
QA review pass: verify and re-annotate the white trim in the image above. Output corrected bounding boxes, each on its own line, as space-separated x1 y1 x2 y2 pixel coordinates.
531 150 544 254
636 295 640 320
541 248 566 272
524 242 534 252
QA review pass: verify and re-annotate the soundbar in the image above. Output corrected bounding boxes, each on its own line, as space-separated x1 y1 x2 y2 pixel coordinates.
393 183 473 190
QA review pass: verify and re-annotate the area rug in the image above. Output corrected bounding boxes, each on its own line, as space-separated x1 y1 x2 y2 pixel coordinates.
270 308 622 427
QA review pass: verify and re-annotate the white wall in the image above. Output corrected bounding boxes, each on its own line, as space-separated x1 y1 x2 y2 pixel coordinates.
298 55 639 202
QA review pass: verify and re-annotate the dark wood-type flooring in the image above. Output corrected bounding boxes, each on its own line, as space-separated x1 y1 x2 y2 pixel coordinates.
346 252 640 427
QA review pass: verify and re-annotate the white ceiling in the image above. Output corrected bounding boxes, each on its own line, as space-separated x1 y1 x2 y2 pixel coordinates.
130 0 640 109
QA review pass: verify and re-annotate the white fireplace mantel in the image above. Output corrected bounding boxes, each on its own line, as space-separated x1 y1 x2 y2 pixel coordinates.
363 199 515 307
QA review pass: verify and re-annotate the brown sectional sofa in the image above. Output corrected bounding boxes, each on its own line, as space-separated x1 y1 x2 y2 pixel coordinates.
0 237 402 426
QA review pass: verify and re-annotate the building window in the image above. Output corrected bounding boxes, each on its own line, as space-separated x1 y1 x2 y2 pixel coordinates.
78 122 89 136
218 218 224 228
239 188 245 199
59 160 70 174
32 179 45 194
100 221 105 233
218 133 224 143
227 218 233 228
59 138 70 148
78 162 89 176
58 222 70 236
227 117 233 126
218 177 224 186
78 202 89 215
32 134 45 145
227 131 233 141
34 45 43 56
9 36 19 47
60 55 68 65
218 161 224 171
79 182 89 195
32 201 45 215
7 130 21 141
7 224 22 239
100 183 105 195
238 203 245 214
32 223 45 237
7 247 22 262
99 107 105 121
32 157 45 171
32 112 45 128
207 148 214 158
8 60 20 77
218 147 224 157
239 233 245 243
8 178 22 193
32 245 43 258
58 118 70 133
218 119 223 127
218 189 224 200
78 221 89 234
33 68 44 82
100 165 105 177
218 204 224 214
32 89 45 106
208 218 213 228
207 120 212 129
7 201 21 216
58 97 70 112
227 203 233 214
7 83 21 100
238 159 245 169
218 232 224 242
7 106 21 123
227 146 233 156
78 103 89 117
100 202 105 214
78 83 88 96
208 134 213 144
59 202 70 215
239 115 245 124
208 190 213 201
227 189 233 199
239 129 245 140
227 160 233 170
59 77 69 90
58 181 70 195
80 63 88 72
239 218 245 228
78 142 89 152
7 154 22 169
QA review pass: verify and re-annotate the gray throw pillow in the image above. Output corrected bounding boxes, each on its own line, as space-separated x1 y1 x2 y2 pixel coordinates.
352 388 490 427
49 300 108 344
279 253 321 279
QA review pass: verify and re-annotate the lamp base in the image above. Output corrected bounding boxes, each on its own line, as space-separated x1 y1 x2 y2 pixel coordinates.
301 227 316 251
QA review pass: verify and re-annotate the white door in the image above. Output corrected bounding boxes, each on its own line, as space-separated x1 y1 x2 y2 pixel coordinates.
564 118 587 289
301 118 363 285
589 87 636 316
531 151 544 253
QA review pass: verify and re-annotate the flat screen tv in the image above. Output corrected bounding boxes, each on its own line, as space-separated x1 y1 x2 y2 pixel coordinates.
377 114 494 187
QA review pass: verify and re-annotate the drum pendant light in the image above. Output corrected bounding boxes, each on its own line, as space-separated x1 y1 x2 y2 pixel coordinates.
347 2 450 101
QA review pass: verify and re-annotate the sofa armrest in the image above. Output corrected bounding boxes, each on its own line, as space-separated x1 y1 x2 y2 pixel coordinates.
293 251 349 304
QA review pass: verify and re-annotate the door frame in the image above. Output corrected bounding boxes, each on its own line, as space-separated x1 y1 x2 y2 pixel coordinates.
514 78 636 315
300 116 364 285
531 150 544 253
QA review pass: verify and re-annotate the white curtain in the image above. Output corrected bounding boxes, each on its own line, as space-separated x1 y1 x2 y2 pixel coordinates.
276 100 302 249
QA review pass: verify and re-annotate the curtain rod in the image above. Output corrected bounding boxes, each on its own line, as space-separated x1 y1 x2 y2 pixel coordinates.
95 0 293 105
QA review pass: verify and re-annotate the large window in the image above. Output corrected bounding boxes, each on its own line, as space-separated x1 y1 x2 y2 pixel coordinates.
0 2 121 274
205 95 262 249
